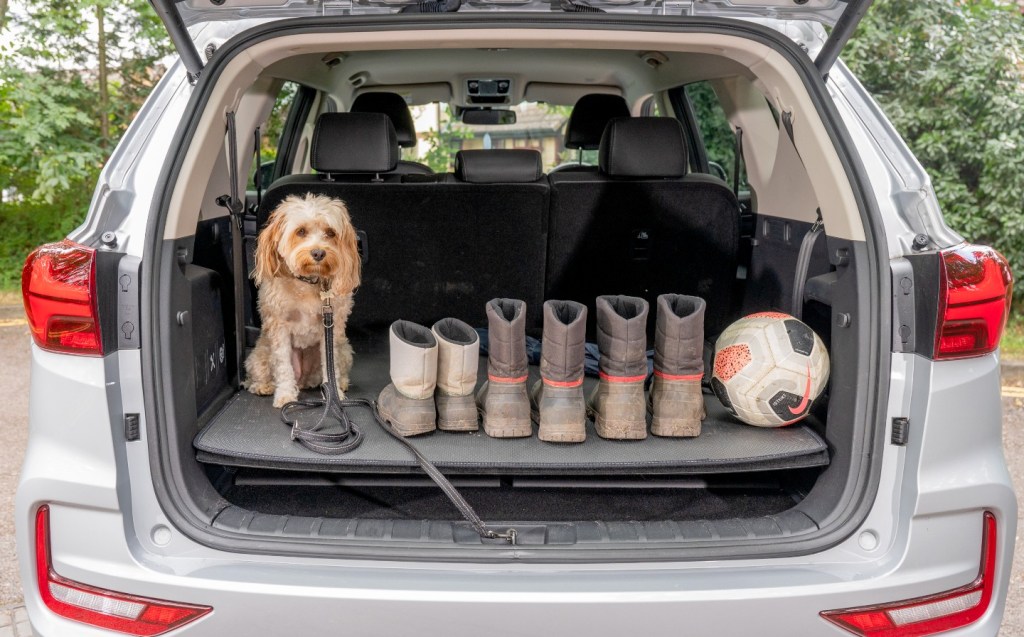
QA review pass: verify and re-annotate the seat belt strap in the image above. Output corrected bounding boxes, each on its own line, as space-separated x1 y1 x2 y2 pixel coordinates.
216 111 248 387
733 126 743 196
252 127 262 214
791 209 824 321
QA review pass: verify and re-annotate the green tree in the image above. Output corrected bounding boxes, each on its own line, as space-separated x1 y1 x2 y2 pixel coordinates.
0 0 171 288
844 0 1024 304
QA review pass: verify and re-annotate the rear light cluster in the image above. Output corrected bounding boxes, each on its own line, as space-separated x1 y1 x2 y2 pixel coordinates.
22 241 103 355
35 505 211 635
822 512 997 637
935 245 1012 360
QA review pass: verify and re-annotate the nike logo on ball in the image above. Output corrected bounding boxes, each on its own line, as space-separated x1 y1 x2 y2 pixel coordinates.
789 365 812 415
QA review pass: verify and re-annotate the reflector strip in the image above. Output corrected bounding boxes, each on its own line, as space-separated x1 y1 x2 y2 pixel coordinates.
887 590 982 626
50 582 146 619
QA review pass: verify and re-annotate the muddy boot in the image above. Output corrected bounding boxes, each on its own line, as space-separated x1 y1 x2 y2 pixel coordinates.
377 320 438 437
589 295 650 440
476 299 532 438
432 318 480 432
530 300 588 443
649 294 707 437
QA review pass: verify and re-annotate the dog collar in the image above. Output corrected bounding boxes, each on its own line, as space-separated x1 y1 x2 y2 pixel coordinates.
295 274 321 286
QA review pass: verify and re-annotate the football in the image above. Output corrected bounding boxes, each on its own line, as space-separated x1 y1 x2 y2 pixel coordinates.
711 312 829 427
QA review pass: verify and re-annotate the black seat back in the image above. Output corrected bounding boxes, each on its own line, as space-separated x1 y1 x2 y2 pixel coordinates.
550 93 630 174
547 117 740 337
258 116 548 331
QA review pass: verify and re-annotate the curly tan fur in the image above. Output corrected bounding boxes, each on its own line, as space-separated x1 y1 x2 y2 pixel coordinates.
244 194 361 407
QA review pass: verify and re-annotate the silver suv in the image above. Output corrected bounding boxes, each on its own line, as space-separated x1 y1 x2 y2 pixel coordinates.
17 1 1017 635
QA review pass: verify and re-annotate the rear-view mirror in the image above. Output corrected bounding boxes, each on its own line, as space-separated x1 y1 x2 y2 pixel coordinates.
461 108 516 125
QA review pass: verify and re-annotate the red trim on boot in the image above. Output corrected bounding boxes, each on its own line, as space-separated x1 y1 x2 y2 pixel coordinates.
653 370 703 381
488 374 528 384
598 371 647 383
542 376 584 388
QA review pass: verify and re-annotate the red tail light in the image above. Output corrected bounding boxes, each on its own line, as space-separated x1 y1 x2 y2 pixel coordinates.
822 512 997 637
935 245 1012 360
35 505 211 635
22 241 103 355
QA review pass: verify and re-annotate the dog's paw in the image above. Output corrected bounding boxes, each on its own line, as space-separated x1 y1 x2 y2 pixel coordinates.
300 372 323 390
247 381 275 396
337 377 350 393
272 392 299 409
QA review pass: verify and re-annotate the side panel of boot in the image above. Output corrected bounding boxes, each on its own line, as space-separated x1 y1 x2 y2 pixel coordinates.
590 295 649 440
532 300 588 443
377 320 438 437
476 299 531 438
432 318 480 432
650 294 707 437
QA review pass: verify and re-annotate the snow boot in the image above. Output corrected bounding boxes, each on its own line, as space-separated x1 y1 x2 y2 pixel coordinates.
476 298 532 438
649 294 707 437
530 300 588 443
377 320 438 437
589 295 650 440
432 318 480 432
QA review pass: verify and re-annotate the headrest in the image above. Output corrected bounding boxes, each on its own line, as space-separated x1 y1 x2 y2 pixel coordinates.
311 112 399 174
564 94 631 151
350 92 418 148
454 150 543 184
599 117 688 179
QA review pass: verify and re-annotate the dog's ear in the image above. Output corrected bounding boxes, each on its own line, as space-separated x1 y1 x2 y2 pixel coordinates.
253 208 285 287
329 199 361 295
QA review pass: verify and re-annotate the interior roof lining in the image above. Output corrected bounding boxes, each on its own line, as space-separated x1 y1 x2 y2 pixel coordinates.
163 27 866 244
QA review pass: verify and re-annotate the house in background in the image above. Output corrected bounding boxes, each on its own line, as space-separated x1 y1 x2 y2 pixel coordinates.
408 102 570 172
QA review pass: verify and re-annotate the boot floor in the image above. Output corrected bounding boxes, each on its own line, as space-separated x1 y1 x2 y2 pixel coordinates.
195 326 828 476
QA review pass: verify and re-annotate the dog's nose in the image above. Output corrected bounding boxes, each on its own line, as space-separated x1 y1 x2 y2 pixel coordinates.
311 249 326 262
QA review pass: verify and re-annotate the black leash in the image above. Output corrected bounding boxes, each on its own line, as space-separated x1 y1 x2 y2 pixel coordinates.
280 287 516 544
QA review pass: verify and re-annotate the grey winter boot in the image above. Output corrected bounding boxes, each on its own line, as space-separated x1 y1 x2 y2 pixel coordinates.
432 318 480 432
589 295 650 440
530 300 588 443
649 294 707 437
377 320 438 437
476 299 532 438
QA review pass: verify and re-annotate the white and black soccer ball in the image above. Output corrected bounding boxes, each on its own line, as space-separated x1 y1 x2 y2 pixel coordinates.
711 312 829 427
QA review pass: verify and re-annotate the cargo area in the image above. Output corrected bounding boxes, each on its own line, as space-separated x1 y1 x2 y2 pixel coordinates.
151 40 879 552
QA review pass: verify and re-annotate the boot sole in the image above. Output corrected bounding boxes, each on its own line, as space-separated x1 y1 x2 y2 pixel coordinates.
378 401 437 437
590 381 648 440
593 415 648 440
479 381 532 438
651 418 701 437
436 393 480 432
648 381 706 437
531 383 587 443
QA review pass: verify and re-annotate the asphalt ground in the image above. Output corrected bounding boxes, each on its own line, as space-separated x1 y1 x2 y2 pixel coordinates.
0 304 1021 634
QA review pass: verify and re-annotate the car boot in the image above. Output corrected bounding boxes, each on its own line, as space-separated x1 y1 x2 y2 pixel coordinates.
530 300 588 443
476 298 532 438
432 318 480 432
649 294 707 437
377 320 438 437
589 295 650 439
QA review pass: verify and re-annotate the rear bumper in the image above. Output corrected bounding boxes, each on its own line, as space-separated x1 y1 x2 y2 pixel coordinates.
15 503 1016 637
15 350 1017 636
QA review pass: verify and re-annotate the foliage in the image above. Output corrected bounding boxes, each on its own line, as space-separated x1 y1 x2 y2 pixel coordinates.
844 0 1024 305
688 82 742 187
418 104 473 173
0 0 171 291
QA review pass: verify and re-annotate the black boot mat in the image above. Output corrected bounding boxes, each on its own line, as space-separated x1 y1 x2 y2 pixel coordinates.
194 328 829 475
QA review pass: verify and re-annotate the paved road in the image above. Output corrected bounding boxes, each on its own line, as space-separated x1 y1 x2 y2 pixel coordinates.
0 306 1021 635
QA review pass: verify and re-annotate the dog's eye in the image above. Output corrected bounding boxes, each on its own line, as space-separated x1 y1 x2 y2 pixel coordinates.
324 229 336 239
296 227 307 237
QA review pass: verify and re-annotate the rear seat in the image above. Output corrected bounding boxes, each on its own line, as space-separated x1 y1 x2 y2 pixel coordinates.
546 117 740 337
258 114 548 331
550 93 631 173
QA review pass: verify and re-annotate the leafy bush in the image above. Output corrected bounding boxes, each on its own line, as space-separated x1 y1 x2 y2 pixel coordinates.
844 0 1024 305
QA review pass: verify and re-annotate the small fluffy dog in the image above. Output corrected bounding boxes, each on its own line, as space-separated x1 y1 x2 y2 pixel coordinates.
245 193 361 408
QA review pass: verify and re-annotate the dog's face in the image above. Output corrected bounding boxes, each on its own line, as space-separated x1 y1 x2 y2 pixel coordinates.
254 194 361 294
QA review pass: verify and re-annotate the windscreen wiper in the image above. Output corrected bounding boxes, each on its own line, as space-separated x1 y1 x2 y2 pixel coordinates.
558 0 605 12
399 0 461 13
